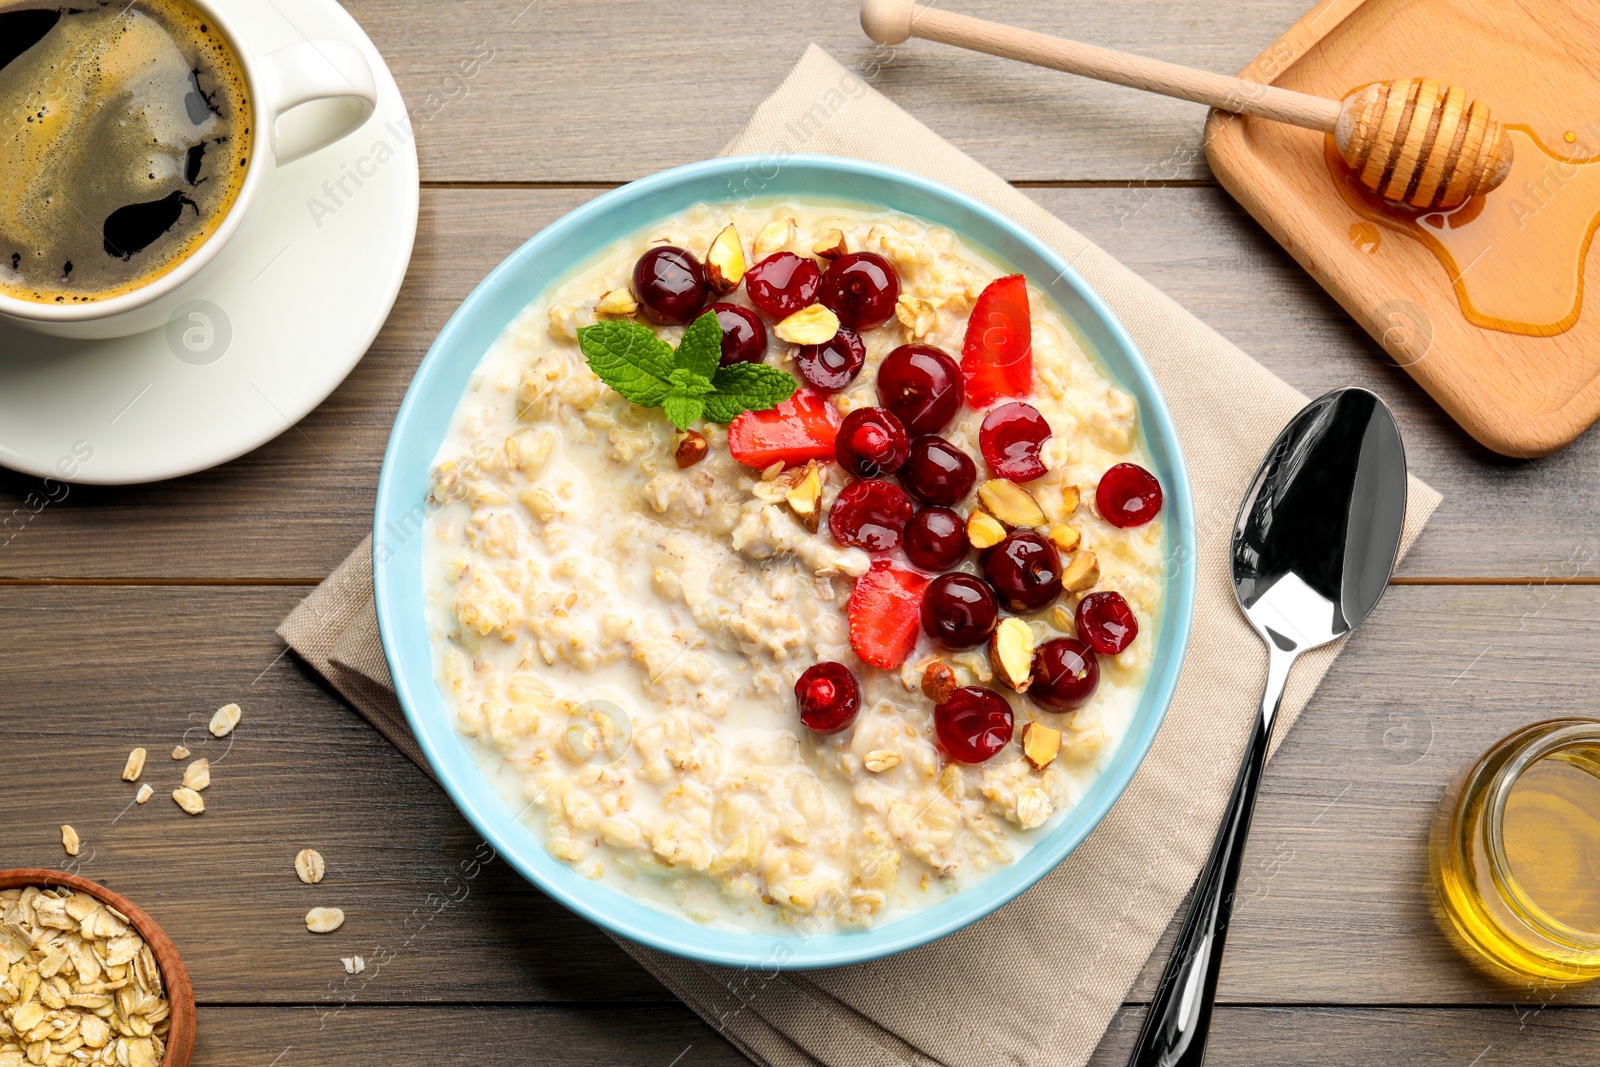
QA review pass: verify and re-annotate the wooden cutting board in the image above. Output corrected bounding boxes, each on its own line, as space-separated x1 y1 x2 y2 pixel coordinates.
1205 0 1600 457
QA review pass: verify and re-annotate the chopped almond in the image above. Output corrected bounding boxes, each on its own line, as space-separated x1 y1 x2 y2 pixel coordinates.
774 304 840 345
753 218 797 258
967 509 1007 549
705 224 746 292
978 479 1046 528
1061 484 1080 515
674 430 708 469
991 618 1035 692
784 460 824 532
1046 524 1081 553
1061 550 1100 592
920 662 958 703
594 288 638 316
1022 721 1061 769
812 228 847 259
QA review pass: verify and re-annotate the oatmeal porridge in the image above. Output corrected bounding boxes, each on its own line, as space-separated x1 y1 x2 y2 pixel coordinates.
423 201 1168 932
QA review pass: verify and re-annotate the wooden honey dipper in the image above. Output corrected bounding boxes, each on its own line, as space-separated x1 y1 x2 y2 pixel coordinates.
860 0 1513 210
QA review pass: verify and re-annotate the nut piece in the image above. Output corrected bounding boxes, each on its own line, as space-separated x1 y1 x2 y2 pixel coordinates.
784 460 824 532
172 787 205 815
594 287 638 316
61 825 80 856
921 662 958 703
812 228 848 259
1062 549 1100 592
122 747 147 782
182 758 210 792
863 750 902 773
1061 485 1080 515
305 907 345 934
171 745 190 760
674 429 708 469
967 509 1007 549
342 955 366 975
991 617 1035 692
753 217 797 258
209 702 241 737
135 784 153 804
295 848 327 884
705 223 746 292
1046 524 1082 554
1022 721 1062 770
978 479 1047 528
895 294 938 339
774 303 840 345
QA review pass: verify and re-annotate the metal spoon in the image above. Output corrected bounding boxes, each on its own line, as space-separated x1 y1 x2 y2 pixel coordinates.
1127 387 1409 1067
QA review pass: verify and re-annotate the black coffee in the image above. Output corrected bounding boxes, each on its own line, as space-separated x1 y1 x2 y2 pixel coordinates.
0 0 252 304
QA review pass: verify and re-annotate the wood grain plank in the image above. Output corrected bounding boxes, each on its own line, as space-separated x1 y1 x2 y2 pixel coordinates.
3 583 1599 1007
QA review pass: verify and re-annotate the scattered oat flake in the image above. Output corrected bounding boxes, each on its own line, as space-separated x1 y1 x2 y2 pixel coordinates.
209 702 241 737
122 747 147 782
61 824 80 856
295 848 326 884
135 784 154 804
181 757 210 792
171 745 190 760
305 907 345 933
172 787 205 815
340 955 365 974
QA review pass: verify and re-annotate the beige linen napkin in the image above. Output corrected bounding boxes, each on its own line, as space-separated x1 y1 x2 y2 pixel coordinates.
280 46 1441 1067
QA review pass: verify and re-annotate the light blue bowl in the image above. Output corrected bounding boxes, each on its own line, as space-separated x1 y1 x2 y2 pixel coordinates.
374 155 1196 969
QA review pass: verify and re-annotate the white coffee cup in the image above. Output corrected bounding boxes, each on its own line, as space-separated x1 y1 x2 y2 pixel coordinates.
0 0 380 339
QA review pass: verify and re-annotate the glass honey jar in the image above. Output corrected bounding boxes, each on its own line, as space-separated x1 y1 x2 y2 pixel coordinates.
1430 718 1600 984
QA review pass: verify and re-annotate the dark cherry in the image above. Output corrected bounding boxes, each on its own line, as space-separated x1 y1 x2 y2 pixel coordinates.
632 246 707 326
934 686 1015 763
1076 591 1139 655
900 436 977 506
979 401 1052 483
1096 463 1164 528
836 407 909 479
876 344 964 436
828 478 914 552
920 573 999 650
795 661 862 734
903 507 968 570
795 326 866 392
818 251 899 330
981 530 1062 614
1029 638 1099 712
709 303 768 365
744 251 821 318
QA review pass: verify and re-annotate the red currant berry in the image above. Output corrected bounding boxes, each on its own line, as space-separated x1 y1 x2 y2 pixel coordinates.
1096 463 1164 528
828 478 914 552
981 530 1062 614
920 573 999 650
836 408 909 479
745 252 821 318
795 661 861 734
795 326 865 392
903 507 968 570
900 436 977 506
1075 591 1138 655
819 252 899 330
877 344 964 436
1029 638 1099 712
934 686 1014 763
632 246 707 326
979 402 1052 483
708 303 767 365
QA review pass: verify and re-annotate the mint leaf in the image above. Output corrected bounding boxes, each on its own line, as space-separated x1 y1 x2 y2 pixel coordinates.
675 310 723 383
661 392 705 430
578 320 676 406
704 363 798 423
668 367 717 396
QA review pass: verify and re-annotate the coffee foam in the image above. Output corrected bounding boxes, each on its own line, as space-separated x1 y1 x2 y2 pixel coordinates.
0 0 253 304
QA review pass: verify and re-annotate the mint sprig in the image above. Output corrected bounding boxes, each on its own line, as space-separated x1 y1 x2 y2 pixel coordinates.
578 310 797 430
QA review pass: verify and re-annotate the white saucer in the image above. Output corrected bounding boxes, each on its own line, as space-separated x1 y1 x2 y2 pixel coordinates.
0 0 419 485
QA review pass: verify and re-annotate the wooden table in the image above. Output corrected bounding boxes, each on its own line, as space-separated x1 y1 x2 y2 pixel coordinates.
5 1 1599 1063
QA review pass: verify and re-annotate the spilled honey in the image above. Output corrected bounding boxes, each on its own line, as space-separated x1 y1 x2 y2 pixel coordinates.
1327 128 1600 336
1501 746 1600 934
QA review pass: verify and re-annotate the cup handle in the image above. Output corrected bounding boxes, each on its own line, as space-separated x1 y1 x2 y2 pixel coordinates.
256 40 379 166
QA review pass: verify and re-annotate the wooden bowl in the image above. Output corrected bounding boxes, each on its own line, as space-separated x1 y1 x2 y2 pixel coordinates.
0 869 195 1067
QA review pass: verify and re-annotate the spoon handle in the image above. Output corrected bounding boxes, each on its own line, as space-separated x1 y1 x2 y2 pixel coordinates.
1126 642 1297 1067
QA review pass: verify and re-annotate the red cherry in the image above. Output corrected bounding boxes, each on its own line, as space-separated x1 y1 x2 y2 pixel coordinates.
981 530 1062 614
819 252 899 330
829 478 914 552
795 661 862 734
961 274 1033 407
900 436 977 506
934 686 1015 763
1030 638 1099 712
920 573 999 650
1076 591 1139 655
903 507 968 570
795 326 865 392
709 303 767 365
877 344 964 436
979 402 1052 483
745 252 821 318
1096 463 1163 528
633 246 707 326
836 408 909 479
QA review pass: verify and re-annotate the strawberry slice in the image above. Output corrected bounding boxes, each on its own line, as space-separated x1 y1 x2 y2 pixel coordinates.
960 274 1033 408
728 388 839 469
848 560 929 670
